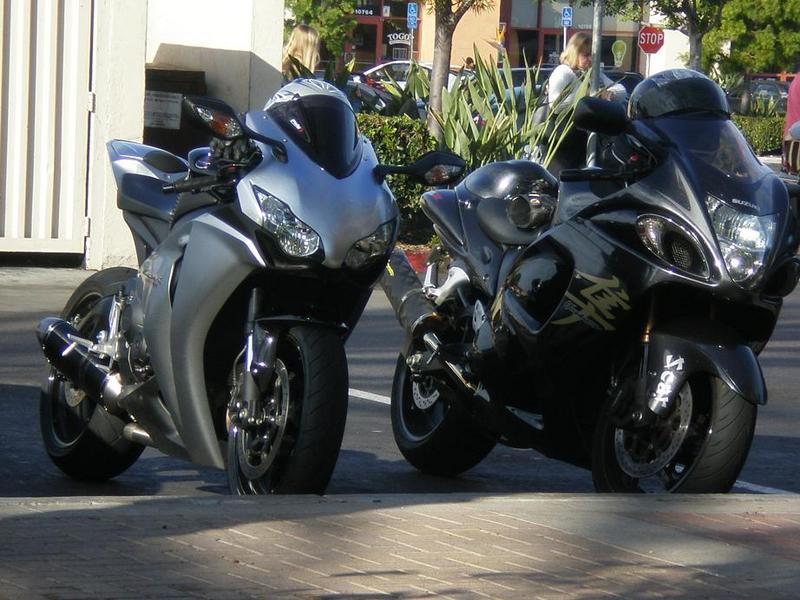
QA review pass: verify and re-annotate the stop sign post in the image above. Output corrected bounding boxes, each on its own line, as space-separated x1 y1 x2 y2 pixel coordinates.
638 26 664 54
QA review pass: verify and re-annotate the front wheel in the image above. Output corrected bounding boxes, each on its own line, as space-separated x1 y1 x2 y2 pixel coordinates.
391 353 496 476
227 326 348 495
592 376 756 493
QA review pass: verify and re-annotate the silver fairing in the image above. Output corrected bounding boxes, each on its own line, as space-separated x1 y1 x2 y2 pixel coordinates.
241 110 397 269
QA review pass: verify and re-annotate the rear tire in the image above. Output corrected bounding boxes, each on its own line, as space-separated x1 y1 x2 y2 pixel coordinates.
40 268 144 481
391 353 495 476
227 326 348 495
592 376 756 493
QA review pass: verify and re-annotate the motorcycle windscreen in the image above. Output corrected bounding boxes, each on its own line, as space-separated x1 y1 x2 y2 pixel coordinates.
267 94 363 179
651 116 782 213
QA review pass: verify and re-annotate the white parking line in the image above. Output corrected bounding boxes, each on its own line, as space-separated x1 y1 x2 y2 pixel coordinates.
733 480 796 495
348 388 390 405
348 389 796 495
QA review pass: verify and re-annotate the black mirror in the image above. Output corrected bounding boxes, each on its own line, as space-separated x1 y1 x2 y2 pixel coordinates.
574 96 630 136
184 95 244 140
375 151 466 185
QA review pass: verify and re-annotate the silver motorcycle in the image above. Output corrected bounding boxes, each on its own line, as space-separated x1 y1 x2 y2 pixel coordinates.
36 79 464 494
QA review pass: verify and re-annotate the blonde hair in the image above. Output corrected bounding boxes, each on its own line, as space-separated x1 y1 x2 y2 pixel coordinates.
282 24 320 77
560 32 591 70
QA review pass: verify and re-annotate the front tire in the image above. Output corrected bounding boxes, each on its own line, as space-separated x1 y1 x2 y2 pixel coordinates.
40 267 144 481
592 376 756 493
391 353 495 476
227 326 348 495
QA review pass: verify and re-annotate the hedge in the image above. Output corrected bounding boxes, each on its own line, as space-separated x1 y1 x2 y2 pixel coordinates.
732 115 784 155
357 113 436 244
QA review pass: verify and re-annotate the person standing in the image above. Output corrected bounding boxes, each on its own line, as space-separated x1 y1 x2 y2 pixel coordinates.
544 32 625 176
783 74 800 172
282 24 321 81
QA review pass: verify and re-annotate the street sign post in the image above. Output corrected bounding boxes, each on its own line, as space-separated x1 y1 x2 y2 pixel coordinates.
638 26 665 54
561 6 572 51
407 3 418 60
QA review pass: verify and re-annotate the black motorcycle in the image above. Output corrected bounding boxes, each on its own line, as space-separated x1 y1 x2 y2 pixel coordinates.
381 69 800 493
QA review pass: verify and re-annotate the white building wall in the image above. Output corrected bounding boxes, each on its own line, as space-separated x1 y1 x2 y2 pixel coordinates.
85 0 284 269
85 0 148 269
146 0 283 112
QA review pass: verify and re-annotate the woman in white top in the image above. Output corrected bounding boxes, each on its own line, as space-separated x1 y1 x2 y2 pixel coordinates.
545 32 626 176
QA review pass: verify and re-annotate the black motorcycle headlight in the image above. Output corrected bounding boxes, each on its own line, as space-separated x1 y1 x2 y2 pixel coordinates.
344 219 396 269
636 215 710 279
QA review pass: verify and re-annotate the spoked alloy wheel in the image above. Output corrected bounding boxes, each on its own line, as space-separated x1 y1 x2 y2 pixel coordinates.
592 376 756 493
228 360 293 494
40 268 144 481
391 353 495 476
227 326 348 495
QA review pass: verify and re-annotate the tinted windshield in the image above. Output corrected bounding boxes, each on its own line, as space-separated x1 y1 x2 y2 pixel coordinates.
652 117 770 183
648 116 781 213
267 94 362 179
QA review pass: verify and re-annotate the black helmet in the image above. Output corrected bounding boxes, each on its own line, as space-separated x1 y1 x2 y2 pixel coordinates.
265 79 362 179
628 69 730 119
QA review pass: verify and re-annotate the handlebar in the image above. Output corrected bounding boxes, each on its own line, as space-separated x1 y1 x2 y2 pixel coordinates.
162 174 220 194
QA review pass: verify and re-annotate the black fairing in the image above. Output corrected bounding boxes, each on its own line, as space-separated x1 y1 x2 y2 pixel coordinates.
462 160 558 200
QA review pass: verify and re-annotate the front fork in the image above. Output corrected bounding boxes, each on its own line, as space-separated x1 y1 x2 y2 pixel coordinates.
609 296 674 428
230 289 278 429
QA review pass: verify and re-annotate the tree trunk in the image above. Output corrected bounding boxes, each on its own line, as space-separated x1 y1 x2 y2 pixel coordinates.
687 25 703 72
427 18 455 146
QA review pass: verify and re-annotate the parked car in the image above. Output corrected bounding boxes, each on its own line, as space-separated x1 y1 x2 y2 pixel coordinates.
351 60 465 91
726 79 789 114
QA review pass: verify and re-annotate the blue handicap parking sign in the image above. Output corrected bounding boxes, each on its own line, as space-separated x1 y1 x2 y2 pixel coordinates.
561 6 573 27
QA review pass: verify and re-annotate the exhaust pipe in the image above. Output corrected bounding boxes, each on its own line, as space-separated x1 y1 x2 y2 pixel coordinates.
36 317 123 405
380 249 441 336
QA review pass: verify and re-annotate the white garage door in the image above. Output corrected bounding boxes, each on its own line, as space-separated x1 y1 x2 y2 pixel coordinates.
0 0 92 253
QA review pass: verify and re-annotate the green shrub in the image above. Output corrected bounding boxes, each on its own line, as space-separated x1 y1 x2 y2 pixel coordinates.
357 113 436 244
732 115 784 154
435 46 589 171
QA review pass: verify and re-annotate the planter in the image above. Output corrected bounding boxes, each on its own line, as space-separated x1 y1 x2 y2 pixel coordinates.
401 247 430 273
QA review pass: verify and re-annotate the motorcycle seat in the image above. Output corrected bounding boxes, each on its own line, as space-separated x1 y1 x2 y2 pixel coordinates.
118 173 217 224
476 197 542 246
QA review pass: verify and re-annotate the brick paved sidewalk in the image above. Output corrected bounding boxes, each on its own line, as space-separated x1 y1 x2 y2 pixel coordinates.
0 494 798 599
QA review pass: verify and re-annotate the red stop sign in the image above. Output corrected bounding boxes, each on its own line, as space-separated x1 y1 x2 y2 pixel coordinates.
638 26 664 54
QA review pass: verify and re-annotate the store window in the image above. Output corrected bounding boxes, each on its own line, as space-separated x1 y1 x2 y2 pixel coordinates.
383 20 413 61
388 1 413 18
601 35 637 72
353 23 378 70
516 30 539 67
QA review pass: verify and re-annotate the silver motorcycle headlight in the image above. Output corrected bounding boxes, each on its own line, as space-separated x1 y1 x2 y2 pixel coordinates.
252 186 320 257
344 220 396 269
706 195 776 288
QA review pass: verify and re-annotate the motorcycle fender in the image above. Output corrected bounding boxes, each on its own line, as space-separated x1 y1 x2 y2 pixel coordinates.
645 318 767 415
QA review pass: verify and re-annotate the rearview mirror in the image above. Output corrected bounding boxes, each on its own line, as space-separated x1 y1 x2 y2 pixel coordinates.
574 96 630 136
184 95 244 140
375 151 466 186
